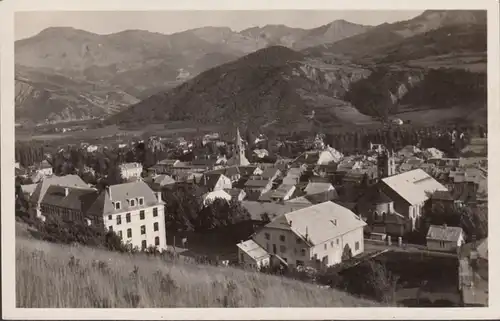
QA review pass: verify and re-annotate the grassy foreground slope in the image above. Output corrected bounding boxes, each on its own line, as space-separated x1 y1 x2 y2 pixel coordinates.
16 233 379 308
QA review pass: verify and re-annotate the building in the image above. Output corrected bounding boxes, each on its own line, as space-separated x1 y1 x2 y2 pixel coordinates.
38 160 53 177
227 128 250 166
204 166 241 183
149 159 180 175
119 162 143 181
91 181 167 251
381 169 449 230
356 184 412 237
426 224 465 253
224 188 247 202
200 173 232 192
39 186 100 224
251 201 366 268
377 150 396 179
244 176 274 199
28 175 93 220
269 184 296 202
236 239 271 270
304 182 337 203
261 167 281 182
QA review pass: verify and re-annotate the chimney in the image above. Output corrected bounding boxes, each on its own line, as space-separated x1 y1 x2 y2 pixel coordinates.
289 220 293 227
156 191 162 203
106 186 112 200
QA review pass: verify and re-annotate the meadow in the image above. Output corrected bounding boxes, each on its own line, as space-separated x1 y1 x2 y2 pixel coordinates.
15 225 380 308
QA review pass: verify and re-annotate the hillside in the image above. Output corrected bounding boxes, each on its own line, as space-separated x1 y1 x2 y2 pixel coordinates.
306 10 487 62
16 232 379 308
15 65 139 123
106 46 375 130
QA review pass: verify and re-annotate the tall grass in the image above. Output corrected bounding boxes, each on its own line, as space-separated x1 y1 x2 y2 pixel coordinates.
16 236 380 308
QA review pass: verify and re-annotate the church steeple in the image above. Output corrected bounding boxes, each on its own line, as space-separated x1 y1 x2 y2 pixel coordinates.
228 127 250 166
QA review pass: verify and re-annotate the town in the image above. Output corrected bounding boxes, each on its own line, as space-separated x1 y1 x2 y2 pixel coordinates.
15 122 488 307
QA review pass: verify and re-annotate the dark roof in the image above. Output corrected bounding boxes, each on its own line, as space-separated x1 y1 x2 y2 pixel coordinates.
239 166 259 177
41 186 99 213
205 166 240 178
201 173 224 190
358 184 392 205
431 190 454 201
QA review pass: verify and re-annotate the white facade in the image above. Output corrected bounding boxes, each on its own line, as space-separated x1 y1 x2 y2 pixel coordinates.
119 163 143 180
104 199 167 251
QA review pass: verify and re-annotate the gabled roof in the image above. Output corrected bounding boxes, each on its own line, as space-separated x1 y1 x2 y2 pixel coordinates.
271 184 296 199
41 186 99 213
304 182 334 195
265 201 366 246
261 168 280 180
245 178 271 188
153 175 176 186
357 184 392 205
241 201 310 221
426 225 464 242
201 173 226 190
237 239 270 261
382 169 448 205
205 166 240 178
30 175 91 205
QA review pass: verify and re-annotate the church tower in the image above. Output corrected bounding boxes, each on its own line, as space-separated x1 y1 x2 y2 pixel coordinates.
228 127 250 166
377 149 396 179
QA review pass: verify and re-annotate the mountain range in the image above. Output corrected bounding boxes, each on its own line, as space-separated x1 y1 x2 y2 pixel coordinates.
15 10 487 126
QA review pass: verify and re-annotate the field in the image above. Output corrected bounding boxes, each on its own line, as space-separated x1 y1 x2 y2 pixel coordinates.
15 224 380 308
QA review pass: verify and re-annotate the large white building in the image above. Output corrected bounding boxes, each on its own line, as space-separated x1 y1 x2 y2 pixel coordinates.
245 201 366 268
88 181 167 251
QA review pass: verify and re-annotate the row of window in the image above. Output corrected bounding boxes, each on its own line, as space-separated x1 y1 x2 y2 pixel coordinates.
109 207 158 225
112 197 145 210
109 222 160 237
264 233 300 244
266 243 307 256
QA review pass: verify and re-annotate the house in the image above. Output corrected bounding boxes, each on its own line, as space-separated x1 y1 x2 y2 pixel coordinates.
304 182 337 203
15 162 20 169
39 186 100 224
426 224 465 253
253 149 269 159
282 167 304 185
204 166 241 183
241 200 312 223
269 184 296 202
150 159 180 175
200 173 232 192
90 181 167 251
292 148 342 167
152 175 176 188
28 175 93 220
239 166 263 178
251 201 366 268
261 168 281 182
191 155 227 169
119 162 143 180
202 190 232 206
381 169 449 230
224 188 247 202
244 177 273 198
237 239 271 270
38 160 53 177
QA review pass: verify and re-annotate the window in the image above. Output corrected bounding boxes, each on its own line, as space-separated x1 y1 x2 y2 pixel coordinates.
140 210 145 220
155 236 160 246
118 231 122 239
115 202 121 210
355 241 360 251
280 245 286 253
324 244 327 250
296 238 301 244
139 197 144 206
127 228 132 238
272 244 277 254
240 253 245 262
279 235 285 242
141 225 146 235
336 239 339 245
331 241 334 247
126 213 131 223
141 240 147 250
108 226 113 232
108 215 112 220
154 222 159 231
300 249 306 256
130 199 136 207
264 233 270 240
153 207 158 217
116 215 122 225
266 243 269 251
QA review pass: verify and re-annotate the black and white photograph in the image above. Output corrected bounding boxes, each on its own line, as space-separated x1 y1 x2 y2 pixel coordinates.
2 0 499 319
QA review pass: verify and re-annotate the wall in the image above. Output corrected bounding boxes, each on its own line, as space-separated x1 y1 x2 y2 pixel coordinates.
310 227 364 266
104 205 166 251
237 248 270 270
253 228 310 266
427 234 464 253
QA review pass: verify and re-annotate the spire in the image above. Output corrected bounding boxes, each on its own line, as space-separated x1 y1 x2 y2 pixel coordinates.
236 127 243 147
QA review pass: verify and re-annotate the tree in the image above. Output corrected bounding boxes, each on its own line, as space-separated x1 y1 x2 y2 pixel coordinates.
342 244 353 261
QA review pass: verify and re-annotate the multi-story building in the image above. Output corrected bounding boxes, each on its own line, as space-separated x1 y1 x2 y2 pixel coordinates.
119 162 143 181
89 181 167 251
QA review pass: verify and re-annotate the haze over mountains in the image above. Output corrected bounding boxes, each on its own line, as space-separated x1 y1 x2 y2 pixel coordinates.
15 10 487 126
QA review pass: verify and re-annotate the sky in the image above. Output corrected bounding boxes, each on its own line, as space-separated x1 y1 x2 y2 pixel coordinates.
15 10 424 40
